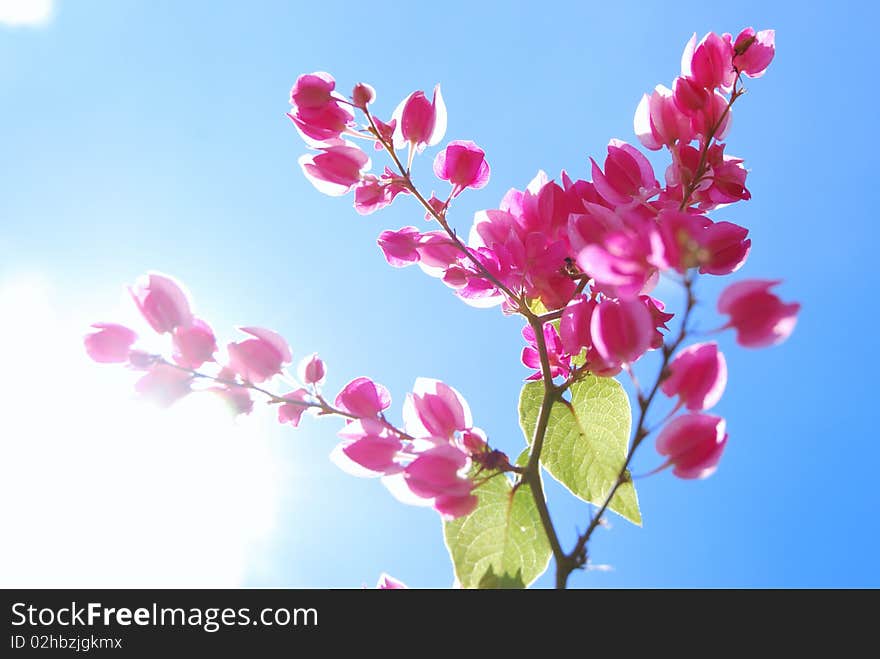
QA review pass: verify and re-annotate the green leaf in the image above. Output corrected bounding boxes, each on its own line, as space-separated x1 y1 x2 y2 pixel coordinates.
443 471 551 589
519 377 641 525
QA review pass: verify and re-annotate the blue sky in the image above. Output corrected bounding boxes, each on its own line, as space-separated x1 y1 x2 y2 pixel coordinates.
1 0 875 587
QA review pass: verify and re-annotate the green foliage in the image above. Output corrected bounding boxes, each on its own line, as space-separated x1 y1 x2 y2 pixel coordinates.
519 377 641 525
444 471 552 589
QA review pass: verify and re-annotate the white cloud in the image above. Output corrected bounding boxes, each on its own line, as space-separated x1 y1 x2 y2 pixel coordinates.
0 0 54 26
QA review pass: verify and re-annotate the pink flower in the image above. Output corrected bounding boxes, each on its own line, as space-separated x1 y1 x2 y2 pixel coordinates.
334 419 404 476
392 85 447 150
353 170 409 215
733 28 775 78
377 226 423 267
423 193 448 220
134 363 193 408
466 177 577 311
661 342 727 411
717 279 800 348
591 139 659 206
287 72 354 144
682 32 736 91
84 323 137 363
370 116 396 150
642 295 674 349
172 318 217 369
376 573 408 589
299 143 370 196
212 385 254 416
655 413 728 479
590 297 654 364
416 232 461 270
227 327 292 383
672 76 710 117
434 493 478 518
657 210 710 272
693 90 733 142
130 273 193 334
351 82 375 109
298 353 326 386
699 221 751 275
575 223 663 299
335 376 392 418
433 140 490 196
402 378 471 439
521 324 571 381
559 296 596 355
278 388 311 427
658 211 750 275
635 84 694 150
403 444 472 499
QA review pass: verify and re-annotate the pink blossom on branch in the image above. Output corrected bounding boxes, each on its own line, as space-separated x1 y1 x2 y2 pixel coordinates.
351 82 375 109
392 85 447 151
655 413 729 479
657 210 751 275
661 342 727 412
298 353 326 386
559 295 596 356
643 295 675 350
522 324 571 381
299 143 371 196
433 140 490 197
590 297 654 365
733 28 775 78
227 327 292 383
634 84 694 151
287 72 354 145
354 169 409 215
377 226 422 267
84 323 138 363
590 139 659 207
332 377 494 519
681 32 736 92
717 279 800 348
335 376 392 418
333 418 404 476
130 273 193 334
278 388 312 427
172 318 217 369
402 378 472 440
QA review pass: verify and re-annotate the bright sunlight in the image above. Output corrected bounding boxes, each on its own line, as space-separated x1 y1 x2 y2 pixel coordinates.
0 276 283 586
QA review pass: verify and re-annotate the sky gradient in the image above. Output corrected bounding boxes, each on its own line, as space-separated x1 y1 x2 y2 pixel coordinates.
1 0 876 588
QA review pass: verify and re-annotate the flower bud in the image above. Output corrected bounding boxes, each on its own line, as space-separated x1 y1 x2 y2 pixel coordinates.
717 279 800 348
661 342 727 411
656 413 728 479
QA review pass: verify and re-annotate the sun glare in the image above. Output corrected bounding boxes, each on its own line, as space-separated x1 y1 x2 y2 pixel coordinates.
0 277 283 586
0 0 53 26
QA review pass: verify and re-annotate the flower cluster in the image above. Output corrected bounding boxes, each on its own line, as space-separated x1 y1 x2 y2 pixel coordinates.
330 377 507 518
85 273 510 519
86 25 801 587
285 28 798 482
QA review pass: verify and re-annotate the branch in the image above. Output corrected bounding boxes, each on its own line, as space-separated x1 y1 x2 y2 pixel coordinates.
554 74 747 585
157 358 417 440
517 314 574 583
360 107 523 307
560 273 696 584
